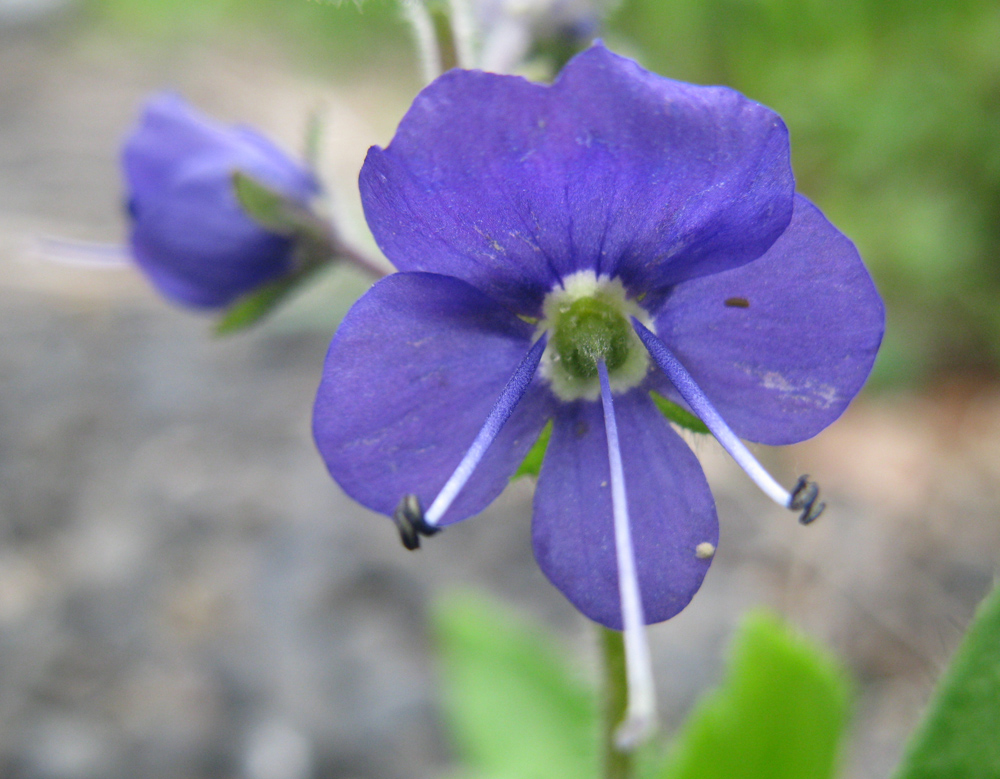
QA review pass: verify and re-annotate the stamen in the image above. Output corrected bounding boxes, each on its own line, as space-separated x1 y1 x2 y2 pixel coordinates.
597 360 657 750
423 333 549 528
632 320 825 524
392 494 439 550
790 475 826 524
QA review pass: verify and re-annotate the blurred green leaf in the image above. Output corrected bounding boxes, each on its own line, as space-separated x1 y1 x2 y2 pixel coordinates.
513 421 552 480
653 610 850 779
86 0 411 73
434 593 599 779
609 0 1000 386
892 582 1000 779
650 392 709 435
304 109 324 169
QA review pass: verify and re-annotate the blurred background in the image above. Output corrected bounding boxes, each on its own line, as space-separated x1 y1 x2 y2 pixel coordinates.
1 0 999 777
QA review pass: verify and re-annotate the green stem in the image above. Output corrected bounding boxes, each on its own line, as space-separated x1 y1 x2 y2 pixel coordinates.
600 626 634 779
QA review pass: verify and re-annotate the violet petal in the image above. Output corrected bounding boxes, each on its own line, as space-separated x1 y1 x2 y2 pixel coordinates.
531 390 718 629
313 272 552 526
360 44 793 315
652 194 885 445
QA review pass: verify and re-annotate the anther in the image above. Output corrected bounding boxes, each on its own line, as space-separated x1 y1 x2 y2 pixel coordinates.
789 476 826 525
392 494 440 550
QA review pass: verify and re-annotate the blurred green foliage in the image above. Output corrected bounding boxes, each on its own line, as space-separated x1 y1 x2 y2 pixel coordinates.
435 587 1000 779
610 0 1000 386
512 420 552 480
892 580 1000 779
434 596 852 779
433 594 600 779
86 0 1000 386
653 611 850 779
82 0 412 75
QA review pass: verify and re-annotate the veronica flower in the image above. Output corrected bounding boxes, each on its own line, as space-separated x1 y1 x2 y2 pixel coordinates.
313 44 883 744
122 93 320 308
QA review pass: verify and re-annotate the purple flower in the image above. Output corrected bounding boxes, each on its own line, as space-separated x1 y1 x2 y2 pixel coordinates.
122 93 320 308
313 44 883 741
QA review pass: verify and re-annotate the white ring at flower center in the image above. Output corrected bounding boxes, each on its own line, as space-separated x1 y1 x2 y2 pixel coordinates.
536 270 655 402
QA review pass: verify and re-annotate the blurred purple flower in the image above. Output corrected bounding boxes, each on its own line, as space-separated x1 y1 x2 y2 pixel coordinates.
122 93 320 308
312 44 883 741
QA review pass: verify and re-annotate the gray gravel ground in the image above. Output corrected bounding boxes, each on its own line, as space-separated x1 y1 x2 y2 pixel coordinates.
2 10 999 779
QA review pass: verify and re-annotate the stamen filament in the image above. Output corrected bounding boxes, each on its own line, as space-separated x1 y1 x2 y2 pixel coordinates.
424 333 549 527
597 360 657 750
632 320 825 523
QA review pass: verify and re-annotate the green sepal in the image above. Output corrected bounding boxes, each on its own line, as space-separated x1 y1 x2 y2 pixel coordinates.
513 420 552 480
650 391 709 434
216 172 337 335
232 170 330 241
652 610 851 779
891 582 1000 779
214 236 331 336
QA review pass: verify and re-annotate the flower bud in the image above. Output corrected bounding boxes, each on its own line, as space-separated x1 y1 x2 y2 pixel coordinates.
121 93 320 308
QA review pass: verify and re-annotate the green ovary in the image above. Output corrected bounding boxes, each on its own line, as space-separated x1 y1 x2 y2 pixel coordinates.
551 296 632 378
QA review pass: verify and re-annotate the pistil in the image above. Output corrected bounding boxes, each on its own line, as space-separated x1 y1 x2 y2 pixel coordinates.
632 320 825 524
538 271 652 402
598 359 657 749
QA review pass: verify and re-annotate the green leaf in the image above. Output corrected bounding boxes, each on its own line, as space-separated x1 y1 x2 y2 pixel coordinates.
653 610 850 779
650 392 709 435
434 592 599 779
512 421 552 480
892 583 1000 779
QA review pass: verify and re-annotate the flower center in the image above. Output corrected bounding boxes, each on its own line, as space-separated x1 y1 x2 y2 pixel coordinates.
538 271 653 401
551 295 631 378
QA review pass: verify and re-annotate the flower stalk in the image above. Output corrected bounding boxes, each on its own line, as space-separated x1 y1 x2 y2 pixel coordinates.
600 626 635 779
398 0 443 83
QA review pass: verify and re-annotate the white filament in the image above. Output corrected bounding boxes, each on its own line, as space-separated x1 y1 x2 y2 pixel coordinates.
632 320 793 509
598 360 657 749
425 334 548 527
